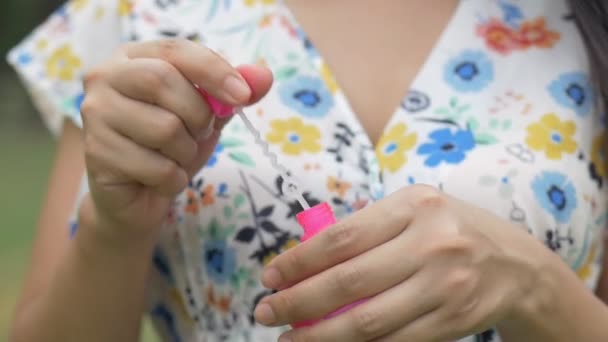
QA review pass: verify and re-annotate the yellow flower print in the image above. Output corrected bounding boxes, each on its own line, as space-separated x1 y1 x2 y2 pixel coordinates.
525 113 577 160
577 241 599 281
36 39 48 51
320 63 339 94
244 0 276 7
591 133 607 178
46 44 82 81
266 117 322 155
284 238 299 250
69 0 88 11
375 123 418 173
168 287 193 321
263 251 278 266
118 0 132 16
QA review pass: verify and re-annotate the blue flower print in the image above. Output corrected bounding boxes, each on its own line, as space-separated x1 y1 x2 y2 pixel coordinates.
531 171 577 223
206 143 224 167
548 72 594 117
74 93 85 111
279 75 334 118
444 50 494 92
417 128 476 167
203 240 236 284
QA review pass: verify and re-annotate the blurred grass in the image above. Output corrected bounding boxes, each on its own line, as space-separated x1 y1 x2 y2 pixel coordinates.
0 124 54 340
0 82 161 342
0 2 158 340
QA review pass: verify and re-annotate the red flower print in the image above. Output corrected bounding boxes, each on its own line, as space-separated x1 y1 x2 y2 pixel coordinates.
516 17 560 49
476 19 522 55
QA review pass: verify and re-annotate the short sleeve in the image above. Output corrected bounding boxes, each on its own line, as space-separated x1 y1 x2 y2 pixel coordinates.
6 0 128 136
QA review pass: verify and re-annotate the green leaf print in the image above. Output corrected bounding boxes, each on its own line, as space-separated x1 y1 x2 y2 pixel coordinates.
236 213 250 220
220 137 244 148
489 118 500 129
502 119 512 130
467 117 480 132
274 66 298 81
234 193 246 208
224 205 233 219
209 218 221 240
229 152 255 167
475 133 498 145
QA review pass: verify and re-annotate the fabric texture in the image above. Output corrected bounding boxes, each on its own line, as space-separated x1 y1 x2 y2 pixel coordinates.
8 1 608 341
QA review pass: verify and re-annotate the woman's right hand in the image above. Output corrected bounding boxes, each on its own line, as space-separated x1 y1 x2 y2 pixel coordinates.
79 39 273 238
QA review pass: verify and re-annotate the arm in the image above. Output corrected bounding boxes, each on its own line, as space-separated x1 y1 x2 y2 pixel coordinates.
10 120 156 342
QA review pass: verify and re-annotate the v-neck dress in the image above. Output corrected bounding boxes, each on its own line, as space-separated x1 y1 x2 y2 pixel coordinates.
8 1 608 341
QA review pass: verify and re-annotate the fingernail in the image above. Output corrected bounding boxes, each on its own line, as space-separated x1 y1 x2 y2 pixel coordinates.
223 74 251 103
254 303 276 325
197 117 216 141
262 267 283 289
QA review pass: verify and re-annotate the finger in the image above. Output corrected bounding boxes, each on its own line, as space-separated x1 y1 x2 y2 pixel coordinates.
97 87 198 167
277 271 442 342
106 58 213 137
255 232 421 326
122 39 252 105
85 120 188 197
262 191 415 290
235 64 273 104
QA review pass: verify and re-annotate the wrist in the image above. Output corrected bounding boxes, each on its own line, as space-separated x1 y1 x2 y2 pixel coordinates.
498 247 567 341
75 195 160 259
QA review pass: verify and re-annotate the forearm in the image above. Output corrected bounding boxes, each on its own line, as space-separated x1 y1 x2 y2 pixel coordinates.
11 198 158 342
498 250 608 341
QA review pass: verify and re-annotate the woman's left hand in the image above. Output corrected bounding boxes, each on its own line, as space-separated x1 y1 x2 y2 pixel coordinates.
254 184 555 341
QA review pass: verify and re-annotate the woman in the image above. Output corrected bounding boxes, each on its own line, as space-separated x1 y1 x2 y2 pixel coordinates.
7 0 608 341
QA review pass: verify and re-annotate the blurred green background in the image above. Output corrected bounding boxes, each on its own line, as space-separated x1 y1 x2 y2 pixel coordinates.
1 2 158 340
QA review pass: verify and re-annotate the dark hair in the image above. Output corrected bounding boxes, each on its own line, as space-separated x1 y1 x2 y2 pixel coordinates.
569 0 608 109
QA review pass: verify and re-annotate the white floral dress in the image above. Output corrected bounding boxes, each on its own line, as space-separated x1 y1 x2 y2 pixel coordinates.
8 0 608 341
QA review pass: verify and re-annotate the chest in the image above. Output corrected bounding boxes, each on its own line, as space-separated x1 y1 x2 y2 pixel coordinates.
283 0 459 144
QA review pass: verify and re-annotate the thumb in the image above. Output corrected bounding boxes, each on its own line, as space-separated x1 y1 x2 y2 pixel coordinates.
236 64 274 105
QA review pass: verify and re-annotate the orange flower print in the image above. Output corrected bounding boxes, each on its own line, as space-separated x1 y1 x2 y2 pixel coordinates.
326 176 352 198
477 17 560 55
476 19 522 55
516 18 560 48
201 184 215 206
185 189 199 215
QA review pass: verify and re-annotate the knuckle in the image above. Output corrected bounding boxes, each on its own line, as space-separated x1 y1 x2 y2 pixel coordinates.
424 236 474 260
157 38 186 62
149 60 176 87
156 115 183 144
281 248 306 279
158 159 181 181
80 95 102 123
444 268 477 293
332 264 364 297
137 69 165 94
83 66 107 90
324 221 357 256
410 184 445 210
351 308 383 338
273 291 298 317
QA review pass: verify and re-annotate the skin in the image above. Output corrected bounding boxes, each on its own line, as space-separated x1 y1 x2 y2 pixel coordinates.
9 1 608 341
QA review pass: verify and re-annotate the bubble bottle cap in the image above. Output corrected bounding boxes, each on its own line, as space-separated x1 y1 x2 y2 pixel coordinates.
296 202 336 242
